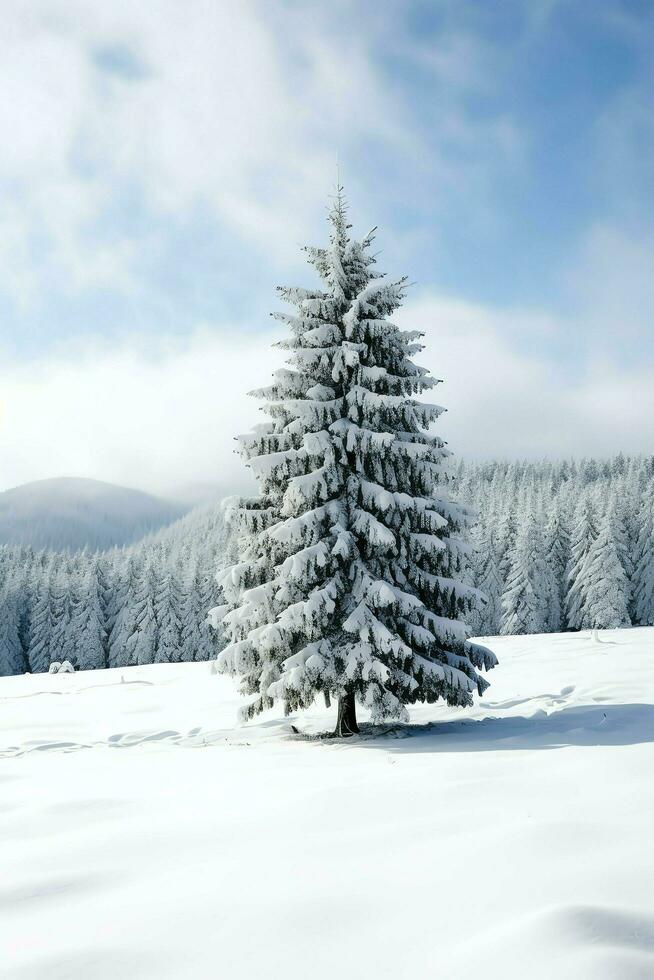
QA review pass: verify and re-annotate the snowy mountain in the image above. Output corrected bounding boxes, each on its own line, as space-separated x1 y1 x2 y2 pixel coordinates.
0 478 186 551
1 626 652 979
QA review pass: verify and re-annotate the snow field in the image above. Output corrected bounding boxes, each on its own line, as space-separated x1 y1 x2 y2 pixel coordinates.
1 627 653 979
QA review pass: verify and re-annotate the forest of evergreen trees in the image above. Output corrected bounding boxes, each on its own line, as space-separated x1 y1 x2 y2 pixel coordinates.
1 454 653 677
0 503 229 676
457 454 654 636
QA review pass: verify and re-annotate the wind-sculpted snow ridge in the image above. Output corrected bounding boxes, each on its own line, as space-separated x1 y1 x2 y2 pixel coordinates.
0 627 652 979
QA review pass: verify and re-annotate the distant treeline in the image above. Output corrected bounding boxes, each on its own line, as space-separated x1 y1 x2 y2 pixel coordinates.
0 504 229 676
455 454 654 636
1 455 653 677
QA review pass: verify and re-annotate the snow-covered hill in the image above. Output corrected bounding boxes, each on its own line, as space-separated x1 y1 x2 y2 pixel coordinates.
1 627 652 979
0 477 186 551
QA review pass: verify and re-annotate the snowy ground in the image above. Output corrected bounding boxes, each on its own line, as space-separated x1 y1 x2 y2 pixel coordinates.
1 629 653 980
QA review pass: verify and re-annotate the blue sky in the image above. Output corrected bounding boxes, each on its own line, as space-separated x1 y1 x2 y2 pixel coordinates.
1 0 653 497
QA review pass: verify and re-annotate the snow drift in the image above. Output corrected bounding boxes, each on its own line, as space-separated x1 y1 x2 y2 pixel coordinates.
0 627 652 979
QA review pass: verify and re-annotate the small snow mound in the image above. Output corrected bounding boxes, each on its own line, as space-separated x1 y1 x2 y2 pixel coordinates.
48 661 75 674
452 903 654 979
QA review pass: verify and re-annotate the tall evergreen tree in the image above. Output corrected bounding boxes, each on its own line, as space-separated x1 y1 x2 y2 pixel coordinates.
0 585 27 676
569 511 631 629
154 565 183 663
543 502 570 632
468 525 502 636
210 192 496 734
126 560 158 666
108 554 140 667
27 570 56 672
632 484 654 626
71 563 107 670
565 496 598 630
49 568 74 665
501 516 550 635
94 554 115 651
603 491 633 582
497 508 517 582
181 560 219 662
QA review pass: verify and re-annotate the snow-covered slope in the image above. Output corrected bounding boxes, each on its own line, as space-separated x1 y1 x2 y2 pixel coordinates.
1 628 652 979
0 477 185 550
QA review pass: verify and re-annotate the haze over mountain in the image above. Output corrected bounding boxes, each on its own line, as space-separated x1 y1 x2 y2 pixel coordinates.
0 478 187 552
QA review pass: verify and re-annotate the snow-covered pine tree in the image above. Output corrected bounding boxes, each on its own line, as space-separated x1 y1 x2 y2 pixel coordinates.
497 507 517 583
94 554 115 647
0 584 26 676
71 563 107 670
108 554 140 667
631 482 654 626
500 515 550 635
569 510 631 629
16 555 36 658
565 495 598 630
543 502 570 632
181 559 219 662
27 567 56 672
211 191 497 735
48 567 74 666
468 524 502 636
611 477 637 581
154 564 183 663
125 559 158 666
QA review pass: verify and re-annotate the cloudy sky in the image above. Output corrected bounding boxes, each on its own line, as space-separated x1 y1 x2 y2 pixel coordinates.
1 0 653 500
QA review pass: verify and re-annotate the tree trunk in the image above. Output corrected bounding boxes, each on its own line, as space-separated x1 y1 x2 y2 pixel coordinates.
334 690 359 737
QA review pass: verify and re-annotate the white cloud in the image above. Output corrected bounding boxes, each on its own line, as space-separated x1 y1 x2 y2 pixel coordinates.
0 0 419 302
0 0 527 309
2 293 652 502
567 224 654 345
0 327 281 501
0 0 651 480
399 294 654 460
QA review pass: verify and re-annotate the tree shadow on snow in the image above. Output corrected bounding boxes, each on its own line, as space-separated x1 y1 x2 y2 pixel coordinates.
344 702 654 753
